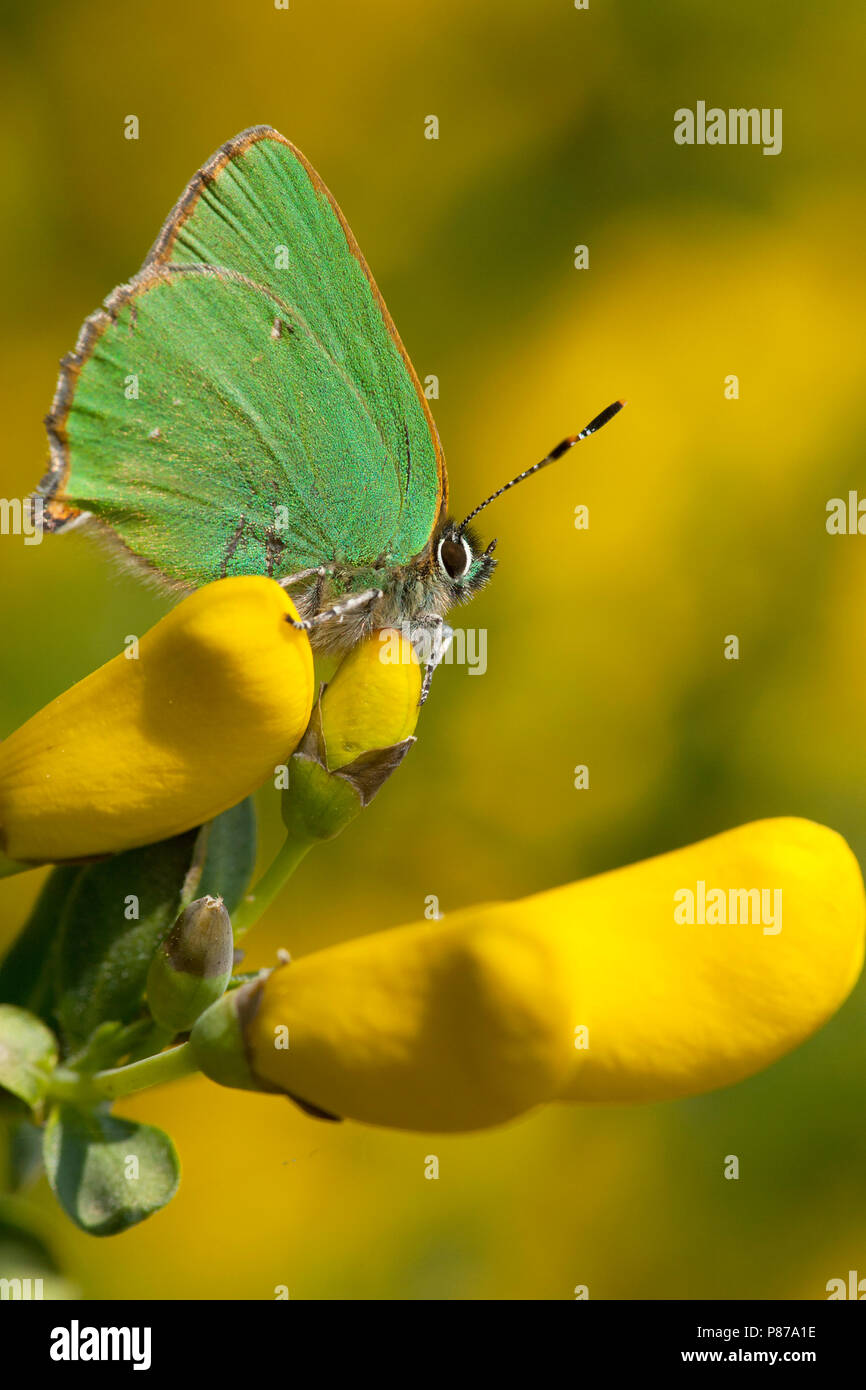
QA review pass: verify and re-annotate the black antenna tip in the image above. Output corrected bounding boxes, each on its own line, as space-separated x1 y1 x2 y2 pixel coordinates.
582 399 626 436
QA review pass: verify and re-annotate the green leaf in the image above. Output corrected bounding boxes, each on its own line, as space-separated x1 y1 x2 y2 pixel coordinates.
0 1005 58 1108
0 866 82 1020
43 1104 180 1236
55 831 199 1050
197 797 257 916
0 804 255 1052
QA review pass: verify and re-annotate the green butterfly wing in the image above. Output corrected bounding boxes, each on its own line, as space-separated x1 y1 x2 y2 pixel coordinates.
39 127 447 583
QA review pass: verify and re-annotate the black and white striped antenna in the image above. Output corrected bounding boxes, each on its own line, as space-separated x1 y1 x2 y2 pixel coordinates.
457 399 625 533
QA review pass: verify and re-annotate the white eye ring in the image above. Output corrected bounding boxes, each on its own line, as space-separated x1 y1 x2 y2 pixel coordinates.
437 533 473 581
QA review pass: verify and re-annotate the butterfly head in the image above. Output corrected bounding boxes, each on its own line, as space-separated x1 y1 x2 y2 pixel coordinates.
434 522 497 600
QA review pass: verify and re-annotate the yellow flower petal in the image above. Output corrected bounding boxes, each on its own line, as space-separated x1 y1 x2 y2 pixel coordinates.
0 577 313 865
235 818 863 1131
320 628 420 770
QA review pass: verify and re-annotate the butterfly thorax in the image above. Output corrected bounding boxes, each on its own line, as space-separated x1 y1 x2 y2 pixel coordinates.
294 522 495 653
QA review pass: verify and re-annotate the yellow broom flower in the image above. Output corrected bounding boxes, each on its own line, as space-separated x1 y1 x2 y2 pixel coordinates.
274 627 421 850
191 818 864 1131
0 577 313 870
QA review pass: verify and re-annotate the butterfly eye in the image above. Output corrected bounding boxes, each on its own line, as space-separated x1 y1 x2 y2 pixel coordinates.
437 534 473 581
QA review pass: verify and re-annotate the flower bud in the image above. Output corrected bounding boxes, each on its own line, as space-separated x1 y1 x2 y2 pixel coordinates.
146 895 234 1033
279 628 421 848
319 628 420 770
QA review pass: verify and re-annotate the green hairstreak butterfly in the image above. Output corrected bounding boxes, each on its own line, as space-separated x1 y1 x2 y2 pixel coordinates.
35 126 622 697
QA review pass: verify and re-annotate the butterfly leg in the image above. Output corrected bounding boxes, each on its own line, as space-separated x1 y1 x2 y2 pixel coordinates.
286 587 384 633
416 617 454 705
277 565 334 590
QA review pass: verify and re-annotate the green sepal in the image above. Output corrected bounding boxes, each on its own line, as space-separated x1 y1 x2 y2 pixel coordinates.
282 754 363 843
0 1005 59 1109
43 1104 180 1236
190 977 278 1092
282 698 415 843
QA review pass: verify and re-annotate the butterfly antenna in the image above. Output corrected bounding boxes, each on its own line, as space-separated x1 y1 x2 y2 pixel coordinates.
457 399 626 533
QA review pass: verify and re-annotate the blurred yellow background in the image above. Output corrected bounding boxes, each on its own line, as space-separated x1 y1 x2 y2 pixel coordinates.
1 0 865 1298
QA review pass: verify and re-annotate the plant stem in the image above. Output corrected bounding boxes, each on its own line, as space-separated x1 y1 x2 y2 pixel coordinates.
48 1042 200 1104
232 831 314 940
